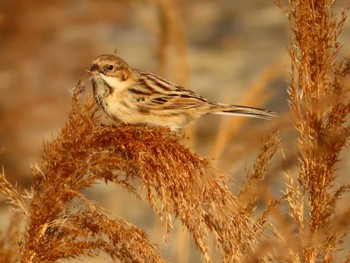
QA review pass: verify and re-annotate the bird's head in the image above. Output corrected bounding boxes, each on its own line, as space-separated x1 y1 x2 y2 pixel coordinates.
88 54 131 81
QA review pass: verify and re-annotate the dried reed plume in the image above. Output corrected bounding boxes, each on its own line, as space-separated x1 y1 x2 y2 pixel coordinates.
0 79 271 262
275 0 350 261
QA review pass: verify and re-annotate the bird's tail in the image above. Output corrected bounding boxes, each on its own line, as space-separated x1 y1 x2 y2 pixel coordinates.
211 103 276 120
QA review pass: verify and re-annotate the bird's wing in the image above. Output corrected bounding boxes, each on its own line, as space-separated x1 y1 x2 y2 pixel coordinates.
129 69 209 110
150 93 205 110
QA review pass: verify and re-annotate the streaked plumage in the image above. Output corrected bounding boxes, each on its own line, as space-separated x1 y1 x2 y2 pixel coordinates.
88 54 276 130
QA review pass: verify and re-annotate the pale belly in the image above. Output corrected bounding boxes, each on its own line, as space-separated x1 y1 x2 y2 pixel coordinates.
103 94 187 129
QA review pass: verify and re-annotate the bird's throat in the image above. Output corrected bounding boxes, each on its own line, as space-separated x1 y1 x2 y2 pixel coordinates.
100 74 130 91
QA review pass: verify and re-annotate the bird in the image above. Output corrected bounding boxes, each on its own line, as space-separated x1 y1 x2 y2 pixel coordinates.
87 54 276 130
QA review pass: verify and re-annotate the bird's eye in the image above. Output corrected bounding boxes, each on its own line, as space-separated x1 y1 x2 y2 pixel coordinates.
107 64 114 71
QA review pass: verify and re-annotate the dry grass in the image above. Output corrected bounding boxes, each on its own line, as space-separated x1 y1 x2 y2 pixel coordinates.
276 0 350 261
0 0 349 262
0 82 265 262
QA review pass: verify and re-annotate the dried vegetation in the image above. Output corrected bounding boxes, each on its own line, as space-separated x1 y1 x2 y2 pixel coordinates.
0 0 349 262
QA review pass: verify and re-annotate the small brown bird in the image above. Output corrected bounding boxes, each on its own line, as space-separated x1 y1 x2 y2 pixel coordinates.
88 54 275 130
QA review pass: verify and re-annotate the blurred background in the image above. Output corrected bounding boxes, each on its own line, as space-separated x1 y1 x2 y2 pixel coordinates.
0 0 349 262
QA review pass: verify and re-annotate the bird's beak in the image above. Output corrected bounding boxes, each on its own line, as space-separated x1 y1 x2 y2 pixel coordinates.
86 69 94 75
87 64 99 75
